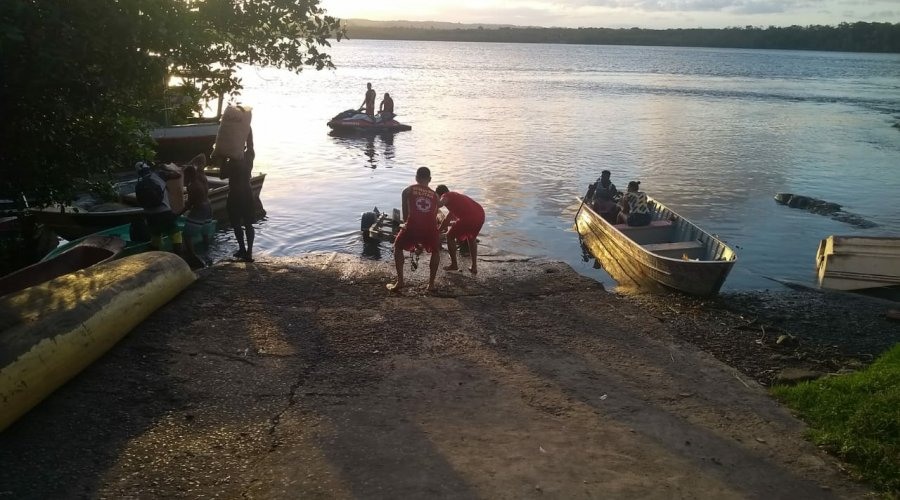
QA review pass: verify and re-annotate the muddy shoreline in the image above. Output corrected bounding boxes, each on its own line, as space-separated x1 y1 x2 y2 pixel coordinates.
628 285 899 386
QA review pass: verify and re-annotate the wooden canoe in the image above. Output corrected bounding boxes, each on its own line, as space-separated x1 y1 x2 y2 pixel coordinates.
0 234 126 298
575 192 737 296
816 235 900 291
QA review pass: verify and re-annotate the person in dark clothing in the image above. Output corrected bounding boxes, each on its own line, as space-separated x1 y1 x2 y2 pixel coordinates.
591 170 619 205
215 128 256 262
135 161 183 253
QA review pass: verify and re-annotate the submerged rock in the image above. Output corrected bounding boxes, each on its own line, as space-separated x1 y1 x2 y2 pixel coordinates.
774 193 878 228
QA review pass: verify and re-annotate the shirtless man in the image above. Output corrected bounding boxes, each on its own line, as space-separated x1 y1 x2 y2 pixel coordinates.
378 92 394 121
359 82 376 117
388 167 441 292
436 185 485 275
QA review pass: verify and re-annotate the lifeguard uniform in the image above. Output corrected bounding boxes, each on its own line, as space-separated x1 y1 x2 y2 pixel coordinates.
440 191 485 242
394 185 440 253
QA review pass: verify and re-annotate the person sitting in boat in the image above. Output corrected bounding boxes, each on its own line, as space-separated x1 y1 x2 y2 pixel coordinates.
617 181 652 227
179 154 212 268
592 188 620 225
590 170 619 203
378 93 394 122
359 82 376 118
134 161 183 253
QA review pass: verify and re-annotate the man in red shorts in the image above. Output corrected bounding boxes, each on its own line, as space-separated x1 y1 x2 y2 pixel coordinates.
388 167 441 292
435 185 485 275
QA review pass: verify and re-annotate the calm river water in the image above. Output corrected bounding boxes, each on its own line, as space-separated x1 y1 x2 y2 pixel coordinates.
213 40 900 291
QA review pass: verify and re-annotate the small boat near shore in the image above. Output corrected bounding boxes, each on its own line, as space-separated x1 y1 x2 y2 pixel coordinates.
575 191 737 295
151 122 218 163
327 109 412 134
40 217 216 263
361 207 402 242
32 203 146 241
0 234 125 298
37 170 266 241
816 235 900 291
117 171 266 220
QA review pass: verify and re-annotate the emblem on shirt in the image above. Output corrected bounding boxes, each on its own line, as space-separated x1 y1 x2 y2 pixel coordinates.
415 196 433 212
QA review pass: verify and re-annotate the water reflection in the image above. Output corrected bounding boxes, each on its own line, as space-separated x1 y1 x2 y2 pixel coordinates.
235 42 900 291
577 235 664 295
327 132 397 169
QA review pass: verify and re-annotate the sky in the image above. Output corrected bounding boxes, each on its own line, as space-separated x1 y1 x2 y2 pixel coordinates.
320 0 899 30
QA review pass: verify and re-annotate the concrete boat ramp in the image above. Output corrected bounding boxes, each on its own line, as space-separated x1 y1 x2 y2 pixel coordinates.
0 253 869 498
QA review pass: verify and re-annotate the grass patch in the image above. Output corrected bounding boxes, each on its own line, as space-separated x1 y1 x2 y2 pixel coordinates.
771 343 900 494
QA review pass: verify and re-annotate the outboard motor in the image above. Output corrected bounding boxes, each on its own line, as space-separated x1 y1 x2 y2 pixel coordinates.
360 207 380 241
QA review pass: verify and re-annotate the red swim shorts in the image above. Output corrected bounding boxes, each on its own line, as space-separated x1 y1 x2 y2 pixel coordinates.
394 226 440 253
446 216 484 242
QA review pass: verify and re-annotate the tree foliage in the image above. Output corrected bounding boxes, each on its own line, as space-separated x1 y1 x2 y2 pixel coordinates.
0 0 343 206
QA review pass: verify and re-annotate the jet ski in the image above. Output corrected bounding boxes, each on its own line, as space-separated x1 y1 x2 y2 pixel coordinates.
327 109 412 134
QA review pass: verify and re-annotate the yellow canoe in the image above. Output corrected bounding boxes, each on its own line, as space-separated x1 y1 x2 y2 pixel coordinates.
0 252 195 432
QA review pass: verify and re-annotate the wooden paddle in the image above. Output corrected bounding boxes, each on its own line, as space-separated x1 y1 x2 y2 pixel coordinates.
575 183 595 221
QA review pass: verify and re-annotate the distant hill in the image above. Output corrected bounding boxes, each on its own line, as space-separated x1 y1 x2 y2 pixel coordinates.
339 19 900 54
343 19 524 30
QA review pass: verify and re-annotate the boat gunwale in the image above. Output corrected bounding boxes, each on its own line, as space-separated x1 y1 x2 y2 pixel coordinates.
575 195 737 265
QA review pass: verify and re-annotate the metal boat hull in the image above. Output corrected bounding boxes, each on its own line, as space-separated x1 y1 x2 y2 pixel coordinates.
575 194 737 296
816 235 900 290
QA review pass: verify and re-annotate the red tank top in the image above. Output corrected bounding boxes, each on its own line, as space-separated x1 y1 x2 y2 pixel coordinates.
440 191 484 221
405 184 439 232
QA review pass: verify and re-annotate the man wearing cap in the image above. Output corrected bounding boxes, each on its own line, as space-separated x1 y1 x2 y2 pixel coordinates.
388 167 441 293
134 162 183 254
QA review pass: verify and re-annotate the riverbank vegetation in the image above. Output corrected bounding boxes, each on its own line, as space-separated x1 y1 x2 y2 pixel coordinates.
0 0 343 207
345 21 900 54
772 344 900 494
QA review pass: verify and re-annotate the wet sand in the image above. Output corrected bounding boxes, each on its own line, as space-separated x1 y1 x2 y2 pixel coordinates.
1 252 891 498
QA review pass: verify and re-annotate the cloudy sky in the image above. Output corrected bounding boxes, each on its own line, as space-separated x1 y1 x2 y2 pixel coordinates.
321 0 898 29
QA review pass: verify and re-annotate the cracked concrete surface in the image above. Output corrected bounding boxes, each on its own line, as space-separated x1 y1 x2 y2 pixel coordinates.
0 253 872 498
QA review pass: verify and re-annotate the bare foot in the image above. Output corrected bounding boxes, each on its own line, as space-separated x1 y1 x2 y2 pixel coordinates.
386 283 403 293
443 264 459 271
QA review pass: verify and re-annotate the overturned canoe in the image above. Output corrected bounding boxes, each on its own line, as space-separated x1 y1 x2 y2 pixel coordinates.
0 252 195 432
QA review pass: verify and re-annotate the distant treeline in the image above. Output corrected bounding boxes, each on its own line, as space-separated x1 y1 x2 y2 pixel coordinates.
345 22 900 53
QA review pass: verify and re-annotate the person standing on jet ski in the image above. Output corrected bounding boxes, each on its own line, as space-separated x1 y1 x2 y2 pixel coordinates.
359 82 376 118
378 93 395 122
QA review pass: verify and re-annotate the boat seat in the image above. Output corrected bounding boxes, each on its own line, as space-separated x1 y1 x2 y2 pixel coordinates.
643 240 705 259
612 219 672 230
615 219 673 245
